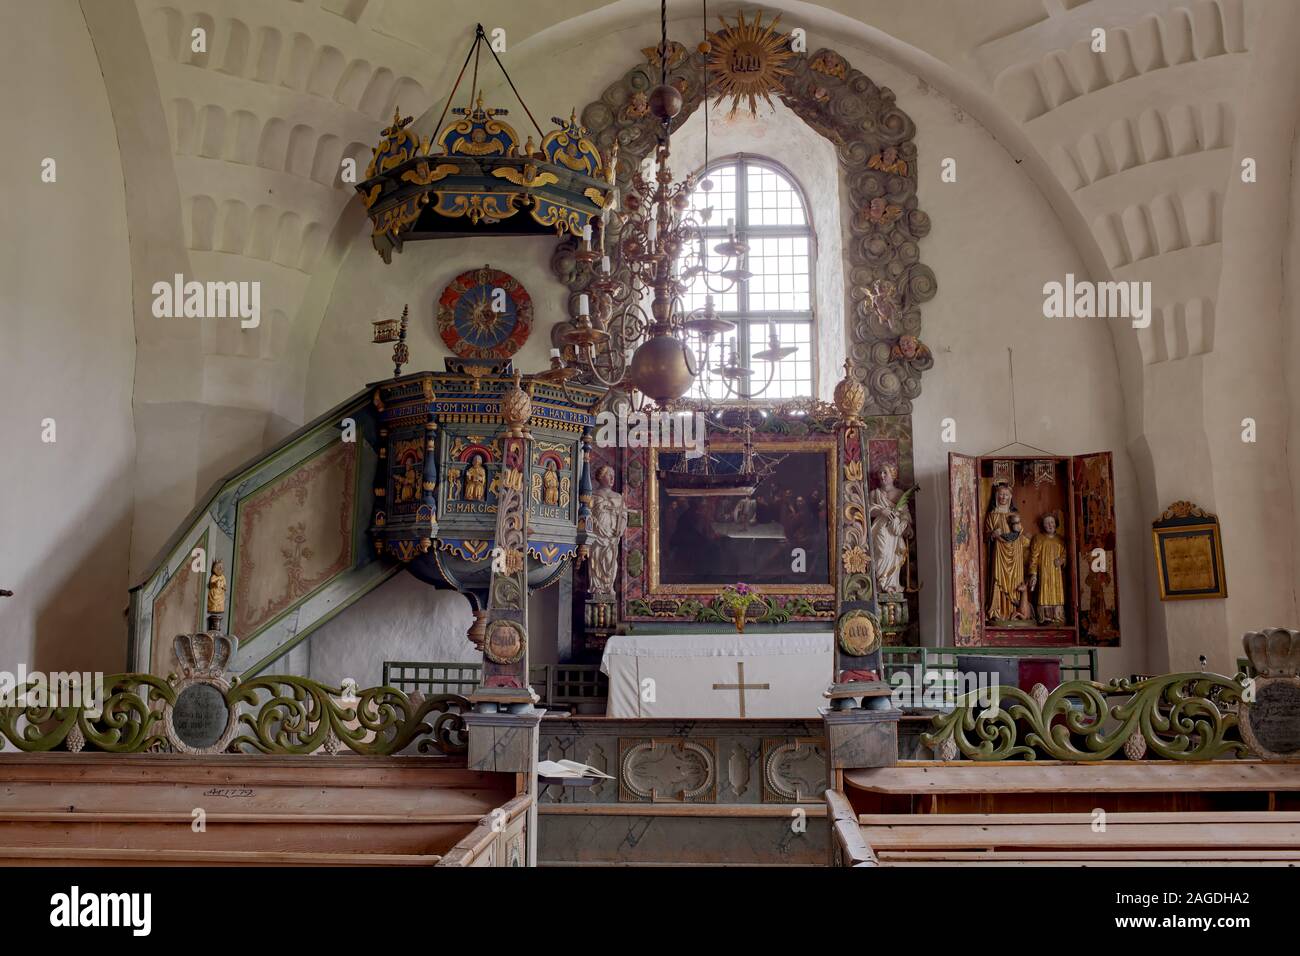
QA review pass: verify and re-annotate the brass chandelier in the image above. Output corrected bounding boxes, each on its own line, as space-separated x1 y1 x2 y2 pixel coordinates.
557 0 795 407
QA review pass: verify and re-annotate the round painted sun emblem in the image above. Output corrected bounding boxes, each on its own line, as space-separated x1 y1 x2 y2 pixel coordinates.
706 11 795 118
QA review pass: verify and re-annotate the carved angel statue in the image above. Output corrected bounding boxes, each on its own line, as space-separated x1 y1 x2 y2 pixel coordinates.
863 278 900 333
868 463 914 595
867 146 908 176
588 466 628 599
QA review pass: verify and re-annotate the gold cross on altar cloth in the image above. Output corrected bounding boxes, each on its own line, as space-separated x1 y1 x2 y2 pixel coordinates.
711 662 771 718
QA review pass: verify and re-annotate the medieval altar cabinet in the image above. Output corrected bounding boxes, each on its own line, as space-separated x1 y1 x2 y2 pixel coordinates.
601 632 834 718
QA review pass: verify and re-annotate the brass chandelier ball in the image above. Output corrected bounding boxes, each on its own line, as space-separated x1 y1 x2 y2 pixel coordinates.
648 83 683 122
628 333 696 405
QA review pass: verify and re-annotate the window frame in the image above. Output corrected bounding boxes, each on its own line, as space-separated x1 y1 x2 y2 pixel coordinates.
685 152 818 402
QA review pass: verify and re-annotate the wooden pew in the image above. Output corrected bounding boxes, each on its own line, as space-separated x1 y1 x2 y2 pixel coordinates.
0 753 524 866
828 761 1300 866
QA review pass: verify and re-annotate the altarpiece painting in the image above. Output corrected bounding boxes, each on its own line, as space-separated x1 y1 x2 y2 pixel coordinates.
651 443 834 589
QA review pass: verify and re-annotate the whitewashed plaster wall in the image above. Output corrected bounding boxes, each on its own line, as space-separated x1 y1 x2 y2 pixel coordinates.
0 0 137 674
304 10 1147 679
304 574 479 687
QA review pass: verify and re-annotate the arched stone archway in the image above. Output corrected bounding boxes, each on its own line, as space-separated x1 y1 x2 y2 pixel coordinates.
551 42 935 415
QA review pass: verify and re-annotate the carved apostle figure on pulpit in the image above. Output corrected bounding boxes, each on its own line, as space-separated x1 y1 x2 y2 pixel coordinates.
985 482 1029 622
588 465 627 599
543 460 560 506
1028 511 1067 624
869 463 912 595
464 454 487 501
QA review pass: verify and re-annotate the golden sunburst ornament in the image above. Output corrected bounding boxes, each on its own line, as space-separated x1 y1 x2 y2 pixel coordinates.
705 11 794 117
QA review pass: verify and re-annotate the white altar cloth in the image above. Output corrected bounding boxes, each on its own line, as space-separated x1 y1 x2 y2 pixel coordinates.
600 632 834 718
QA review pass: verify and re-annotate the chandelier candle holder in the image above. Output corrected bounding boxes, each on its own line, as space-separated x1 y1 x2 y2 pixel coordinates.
557 0 797 407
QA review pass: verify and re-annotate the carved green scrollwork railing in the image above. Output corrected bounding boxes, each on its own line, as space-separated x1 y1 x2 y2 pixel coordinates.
0 674 175 754
921 672 1249 762
0 674 468 757
229 677 467 756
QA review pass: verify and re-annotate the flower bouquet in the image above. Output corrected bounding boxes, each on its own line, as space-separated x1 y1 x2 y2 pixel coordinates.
719 583 760 634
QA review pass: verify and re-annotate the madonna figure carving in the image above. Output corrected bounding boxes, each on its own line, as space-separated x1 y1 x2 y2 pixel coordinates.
985 482 1028 622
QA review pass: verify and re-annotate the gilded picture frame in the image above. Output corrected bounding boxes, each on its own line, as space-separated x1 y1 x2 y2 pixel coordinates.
645 438 838 598
1152 508 1227 601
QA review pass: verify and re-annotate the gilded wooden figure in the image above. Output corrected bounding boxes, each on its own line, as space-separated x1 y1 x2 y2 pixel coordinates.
464 455 487 501
206 560 227 615
984 482 1027 622
1028 511 1067 624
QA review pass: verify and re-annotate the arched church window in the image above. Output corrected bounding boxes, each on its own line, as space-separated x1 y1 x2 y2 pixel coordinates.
681 154 815 401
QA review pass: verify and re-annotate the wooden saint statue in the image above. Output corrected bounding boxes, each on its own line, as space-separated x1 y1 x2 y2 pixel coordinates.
206 560 227 614
868 462 914 595
395 463 420 503
588 465 627 599
464 454 487 501
543 461 560 506
1028 511 1067 624
984 482 1029 622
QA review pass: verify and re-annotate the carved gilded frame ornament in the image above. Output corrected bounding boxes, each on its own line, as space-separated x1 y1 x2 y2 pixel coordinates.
552 39 935 414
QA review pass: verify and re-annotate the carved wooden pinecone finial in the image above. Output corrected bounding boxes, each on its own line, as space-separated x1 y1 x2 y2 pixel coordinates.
833 359 865 425
1123 730 1147 761
1030 683 1049 709
934 735 958 761
501 370 532 438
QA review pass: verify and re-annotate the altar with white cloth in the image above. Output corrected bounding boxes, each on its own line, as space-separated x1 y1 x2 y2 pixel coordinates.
599 632 834 718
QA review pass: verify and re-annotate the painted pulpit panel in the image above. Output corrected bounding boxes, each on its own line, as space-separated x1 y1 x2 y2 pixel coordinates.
149 530 208 676
230 440 359 641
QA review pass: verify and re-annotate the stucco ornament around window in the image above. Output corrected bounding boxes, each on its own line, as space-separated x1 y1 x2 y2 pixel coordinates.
552 43 936 415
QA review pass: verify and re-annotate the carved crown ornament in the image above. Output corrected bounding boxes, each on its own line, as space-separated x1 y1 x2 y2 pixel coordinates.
551 33 936 415
1156 500 1216 523
356 26 616 262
